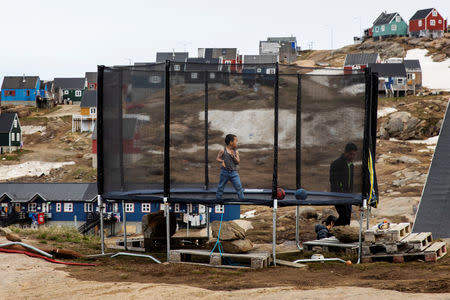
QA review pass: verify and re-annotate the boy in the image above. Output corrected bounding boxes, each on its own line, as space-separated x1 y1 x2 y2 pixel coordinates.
315 215 337 240
216 134 244 200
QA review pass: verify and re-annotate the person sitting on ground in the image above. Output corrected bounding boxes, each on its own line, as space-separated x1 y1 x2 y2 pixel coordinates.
315 215 337 240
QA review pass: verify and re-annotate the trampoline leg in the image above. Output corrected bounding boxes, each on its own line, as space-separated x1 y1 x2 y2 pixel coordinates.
122 200 127 251
164 197 170 261
206 206 210 240
295 206 303 251
187 211 190 238
357 207 363 264
272 199 277 266
366 206 371 230
98 195 105 255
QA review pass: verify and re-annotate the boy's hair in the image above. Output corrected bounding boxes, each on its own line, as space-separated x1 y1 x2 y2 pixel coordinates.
225 134 237 145
322 215 337 226
345 142 357 153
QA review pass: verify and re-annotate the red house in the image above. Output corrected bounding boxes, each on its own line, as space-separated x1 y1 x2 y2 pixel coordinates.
409 8 447 38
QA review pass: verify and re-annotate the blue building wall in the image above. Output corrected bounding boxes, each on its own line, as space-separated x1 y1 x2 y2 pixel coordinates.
2 79 40 102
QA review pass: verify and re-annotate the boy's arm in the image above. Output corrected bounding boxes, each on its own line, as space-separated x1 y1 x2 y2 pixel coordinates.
216 150 226 168
232 150 240 164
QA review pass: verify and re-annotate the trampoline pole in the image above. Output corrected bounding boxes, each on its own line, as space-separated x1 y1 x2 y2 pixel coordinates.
357 205 364 264
295 206 302 251
122 200 127 251
366 206 371 230
98 195 105 255
206 206 210 240
272 199 277 266
164 197 170 261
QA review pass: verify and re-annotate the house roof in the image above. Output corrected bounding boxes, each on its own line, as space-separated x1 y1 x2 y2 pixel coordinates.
185 58 221 71
373 12 397 26
203 48 238 60
85 72 97 83
267 37 297 43
368 63 407 77
0 113 17 133
344 53 379 66
80 90 97 108
53 78 85 90
403 59 421 70
243 54 278 64
0 183 97 202
1 76 39 89
156 52 189 63
410 8 434 21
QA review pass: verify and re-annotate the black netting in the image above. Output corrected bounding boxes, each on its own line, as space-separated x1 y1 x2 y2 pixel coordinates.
99 63 375 204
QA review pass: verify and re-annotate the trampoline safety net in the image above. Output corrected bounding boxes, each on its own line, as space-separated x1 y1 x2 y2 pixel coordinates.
98 62 378 206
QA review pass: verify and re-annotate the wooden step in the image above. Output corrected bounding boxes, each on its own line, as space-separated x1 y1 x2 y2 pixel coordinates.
423 242 447 262
304 240 359 255
365 223 411 243
400 232 433 252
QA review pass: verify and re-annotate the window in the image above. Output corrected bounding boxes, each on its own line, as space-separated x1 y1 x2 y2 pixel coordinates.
113 203 119 213
11 133 15 142
173 64 181 71
430 20 435 26
256 68 262 73
75 90 82 97
42 203 50 213
375 26 379 33
141 203 151 213
191 72 198 79
84 203 93 212
90 107 96 115
397 78 404 85
149 76 162 84
187 204 193 214
266 68 275 74
125 203 134 213
438 20 442 24
210 72 216 79
56 203 62 212
198 205 206 214
159 203 165 211
215 205 224 214
64 90 69 95
395 16 401 22
4 90 15 96
418 20 422 27
381 25 385 32
89 83 96 89
26 90 30 96
28 203 37 212
174 203 180 213
64 203 73 212
16 133 20 142
407 73 416 80
13 119 17 128
391 24 397 31
432 10 437 17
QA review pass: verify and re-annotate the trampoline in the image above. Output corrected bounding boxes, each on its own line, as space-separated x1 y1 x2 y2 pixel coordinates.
96 61 379 264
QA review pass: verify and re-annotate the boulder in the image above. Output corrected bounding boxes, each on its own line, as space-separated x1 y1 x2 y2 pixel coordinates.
300 208 318 220
388 156 421 164
210 238 254 254
211 221 245 241
380 111 420 140
6 233 21 242
330 226 360 243
142 210 176 249
0 227 13 236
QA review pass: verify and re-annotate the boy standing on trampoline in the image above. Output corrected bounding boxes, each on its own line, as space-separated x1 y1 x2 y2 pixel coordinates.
216 134 245 201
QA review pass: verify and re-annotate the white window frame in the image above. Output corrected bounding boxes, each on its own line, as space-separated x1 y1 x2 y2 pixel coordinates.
113 203 119 213
141 203 151 213
191 72 198 79
28 203 37 212
64 90 69 95
432 10 437 17
397 78 404 85
150 75 161 84
418 20 422 27
11 133 15 142
210 72 216 79
75 90 82 97
64 202 73 212
42 203 50 213
381 25 385 32
125 203 134 213
395 16 401 22
430 20 435 26
56 203 62 212
90 107 96 115
375 26 379 33
438 20 442 24
159 203 165 211
84 203 93 212
173 64 181 71
13 119 17 128
174 203 180 213
215 205 224 214
187 204 193 214
256 68 262 73
16 133 20 141
198 205 206 214
391 24 397 31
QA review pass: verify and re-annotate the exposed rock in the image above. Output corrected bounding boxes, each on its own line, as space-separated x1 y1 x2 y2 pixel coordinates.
6 233 21 242
321 208 336 220
300 208 319 220
331 226 360 243
0 227 13 236
212 220 246 241
142 210 176 250
210 238 254 253
388 156 421 164
218 90 239 100
379 111 420 140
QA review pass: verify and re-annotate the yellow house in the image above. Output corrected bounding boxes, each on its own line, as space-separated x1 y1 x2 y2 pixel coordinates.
72 90 96 132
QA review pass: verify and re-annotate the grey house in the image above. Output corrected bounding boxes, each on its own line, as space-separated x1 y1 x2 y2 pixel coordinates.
0 113 22 153
344 53 381 70
156 52 189 72
260 37 299 64
403 60 422 91
369 63 407 97
54 77 86 103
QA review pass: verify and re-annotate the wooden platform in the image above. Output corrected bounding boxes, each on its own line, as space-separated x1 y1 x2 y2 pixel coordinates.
303 240 359 254
364 223 411 243
169 249 271 269
110 236 209 252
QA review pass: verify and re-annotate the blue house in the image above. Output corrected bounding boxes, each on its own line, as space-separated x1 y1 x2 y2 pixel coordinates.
1 76 40 106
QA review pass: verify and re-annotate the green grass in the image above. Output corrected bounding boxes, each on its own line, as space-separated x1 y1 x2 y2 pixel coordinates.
0 149 33 161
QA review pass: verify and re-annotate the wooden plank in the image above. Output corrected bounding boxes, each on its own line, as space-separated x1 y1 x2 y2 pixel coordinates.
172 261 248 269
275 259 307 268
172 249 270 259
401 232 419 243
304 240 359 249
409 232 432 243
424 241 447 253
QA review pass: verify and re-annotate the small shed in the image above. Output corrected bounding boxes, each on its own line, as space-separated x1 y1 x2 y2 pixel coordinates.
0 113 22 153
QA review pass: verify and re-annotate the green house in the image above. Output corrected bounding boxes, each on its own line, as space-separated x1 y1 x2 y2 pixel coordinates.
372 12 408 40
53 78 86 103
0 113 22 154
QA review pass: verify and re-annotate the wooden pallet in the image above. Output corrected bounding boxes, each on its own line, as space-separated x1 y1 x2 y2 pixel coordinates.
364 223 411 243
401 232 433 252
304 240 359 254
362 241 447 263
169 249 271 269
363 232 433 255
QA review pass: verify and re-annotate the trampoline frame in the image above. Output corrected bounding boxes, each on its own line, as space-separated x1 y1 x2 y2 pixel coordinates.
96 62 379 265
